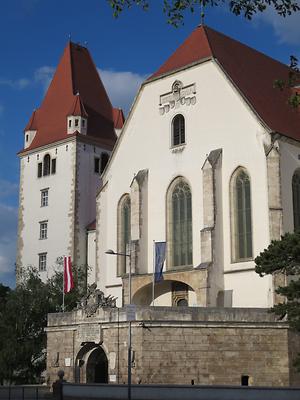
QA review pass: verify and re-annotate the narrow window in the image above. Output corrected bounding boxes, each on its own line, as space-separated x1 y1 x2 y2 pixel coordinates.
292 169 300 231
94 157 100 174
172 114 185 146
75 119 79 127
43 154 51 176
82 119 85 127
39 221 48 240
100 153 109 174
26 134 29 142
167 178 192 268
231 168 253 261
41 189 49 207
37 162 43 178
38 253 47 272
117 195 131 276
51 159 56 174
68 119 72 128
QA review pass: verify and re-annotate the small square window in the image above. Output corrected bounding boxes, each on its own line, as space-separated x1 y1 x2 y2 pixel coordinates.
41 189 48 207
38 253 47 272
39 221 48 240
94 157 100 174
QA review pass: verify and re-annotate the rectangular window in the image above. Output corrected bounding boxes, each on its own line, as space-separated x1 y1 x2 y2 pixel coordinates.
38 253 47 272
51 159 56 174
94 157 100 174
68 119 72 128
41 189 49 207
75 119 79 127
39 221 48 240
37 162 42 178
82 119 85 127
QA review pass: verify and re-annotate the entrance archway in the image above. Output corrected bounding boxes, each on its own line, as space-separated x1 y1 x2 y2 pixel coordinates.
86 347 108 383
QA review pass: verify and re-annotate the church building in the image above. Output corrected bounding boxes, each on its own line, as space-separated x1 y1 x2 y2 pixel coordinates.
17 25 300 386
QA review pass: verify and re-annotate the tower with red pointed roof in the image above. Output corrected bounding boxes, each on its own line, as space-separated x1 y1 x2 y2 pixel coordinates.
16 42 123 280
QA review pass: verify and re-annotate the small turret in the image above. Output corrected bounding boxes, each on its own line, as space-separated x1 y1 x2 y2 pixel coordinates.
24 110 38 149
67 93 88 135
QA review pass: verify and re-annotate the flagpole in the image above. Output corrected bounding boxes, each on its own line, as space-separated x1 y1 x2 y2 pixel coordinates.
152 240 155 306
62 256 65 312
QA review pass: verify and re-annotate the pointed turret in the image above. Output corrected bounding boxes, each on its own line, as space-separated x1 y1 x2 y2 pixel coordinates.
67 93 88 135
22 41 117 153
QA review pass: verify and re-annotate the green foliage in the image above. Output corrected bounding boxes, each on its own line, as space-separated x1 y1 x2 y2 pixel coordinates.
107 0 300 27
0 265 86 384
274 55 300 109
255 232 300 331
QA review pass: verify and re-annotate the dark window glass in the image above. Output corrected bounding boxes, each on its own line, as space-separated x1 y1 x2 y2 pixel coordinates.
100 153 109 174
51 159 56 174
234 170 252 260
94 158 100 173
171 180 192 267
75 119 79 127
26 134 29 142
68 119 72 128
172 114 185 146
43 154 51 176
38 162 43 178
292 170 300 231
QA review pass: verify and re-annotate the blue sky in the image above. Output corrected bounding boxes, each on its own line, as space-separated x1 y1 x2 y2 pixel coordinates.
0 0 299 287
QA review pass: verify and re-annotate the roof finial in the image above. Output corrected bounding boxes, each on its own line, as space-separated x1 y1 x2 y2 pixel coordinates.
84 41 88 47
200 1 205 25
68 33 72 41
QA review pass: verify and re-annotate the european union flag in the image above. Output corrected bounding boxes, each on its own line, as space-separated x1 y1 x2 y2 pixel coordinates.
154 242 166 282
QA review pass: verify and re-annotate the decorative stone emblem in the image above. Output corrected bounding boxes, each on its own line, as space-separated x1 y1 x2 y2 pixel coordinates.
159 80 196 115
77 283 117 317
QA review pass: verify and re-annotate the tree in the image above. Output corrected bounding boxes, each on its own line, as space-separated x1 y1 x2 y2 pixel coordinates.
0 265 86 384
255 232 300 332
107 0 300 27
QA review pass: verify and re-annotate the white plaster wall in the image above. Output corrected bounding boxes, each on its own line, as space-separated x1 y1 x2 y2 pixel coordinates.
98 60 273 307
87 230 96 285
280 139 300 233
19 141 75 279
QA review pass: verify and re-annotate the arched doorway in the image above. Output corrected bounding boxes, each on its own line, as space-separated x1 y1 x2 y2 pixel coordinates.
86 347 108 383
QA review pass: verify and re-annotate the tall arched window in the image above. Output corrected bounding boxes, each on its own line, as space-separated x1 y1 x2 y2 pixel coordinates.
172 114 185 146
117 195 131 276
230 167 253 261
43 154 51 176
292 169 300 231
167 178 192 268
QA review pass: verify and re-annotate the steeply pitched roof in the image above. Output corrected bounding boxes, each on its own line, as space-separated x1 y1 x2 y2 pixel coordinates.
22 42 117 153
68 93 88 118
149 25 300 141
113 108 125 130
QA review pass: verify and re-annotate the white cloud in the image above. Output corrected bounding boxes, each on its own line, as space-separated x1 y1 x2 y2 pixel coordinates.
98 69 148 115
0 202 17 286
0 78 30 90
34 66 55 92
259 8 300 45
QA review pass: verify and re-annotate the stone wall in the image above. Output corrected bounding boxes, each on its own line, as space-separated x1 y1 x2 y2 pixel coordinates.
46 307 300 387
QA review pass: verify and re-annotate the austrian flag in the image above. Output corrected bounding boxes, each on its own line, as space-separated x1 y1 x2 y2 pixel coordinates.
64 256 74 293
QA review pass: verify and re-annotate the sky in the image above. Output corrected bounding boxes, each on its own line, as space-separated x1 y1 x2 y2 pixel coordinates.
0 0 299 288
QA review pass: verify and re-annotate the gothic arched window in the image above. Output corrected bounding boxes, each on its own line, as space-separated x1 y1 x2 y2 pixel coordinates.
172 114 185 146
167 177 192 268
43 154 51 176
292 169 300 231
230 167 253 261
117 195 131 276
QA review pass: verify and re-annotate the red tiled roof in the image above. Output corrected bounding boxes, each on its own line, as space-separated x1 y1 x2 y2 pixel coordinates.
149 25 300 141
68 93 88 118
113 108 125 130
22 42 117 153
24 110 38 131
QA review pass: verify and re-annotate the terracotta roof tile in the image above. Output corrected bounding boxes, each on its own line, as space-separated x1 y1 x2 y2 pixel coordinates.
68 93 88 118
113 108 125 130
149 25 300 141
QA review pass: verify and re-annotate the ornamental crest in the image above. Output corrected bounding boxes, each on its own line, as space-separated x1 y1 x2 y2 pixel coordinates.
159 80 196 115
77 283 117 317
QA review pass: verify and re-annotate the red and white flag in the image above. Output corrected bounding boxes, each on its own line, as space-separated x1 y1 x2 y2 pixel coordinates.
64 256 74 293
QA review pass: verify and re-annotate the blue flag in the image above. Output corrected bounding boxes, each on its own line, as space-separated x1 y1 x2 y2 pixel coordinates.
154 242 166 282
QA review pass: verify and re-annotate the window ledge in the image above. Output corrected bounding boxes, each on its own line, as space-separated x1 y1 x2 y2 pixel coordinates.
171 144 186 154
